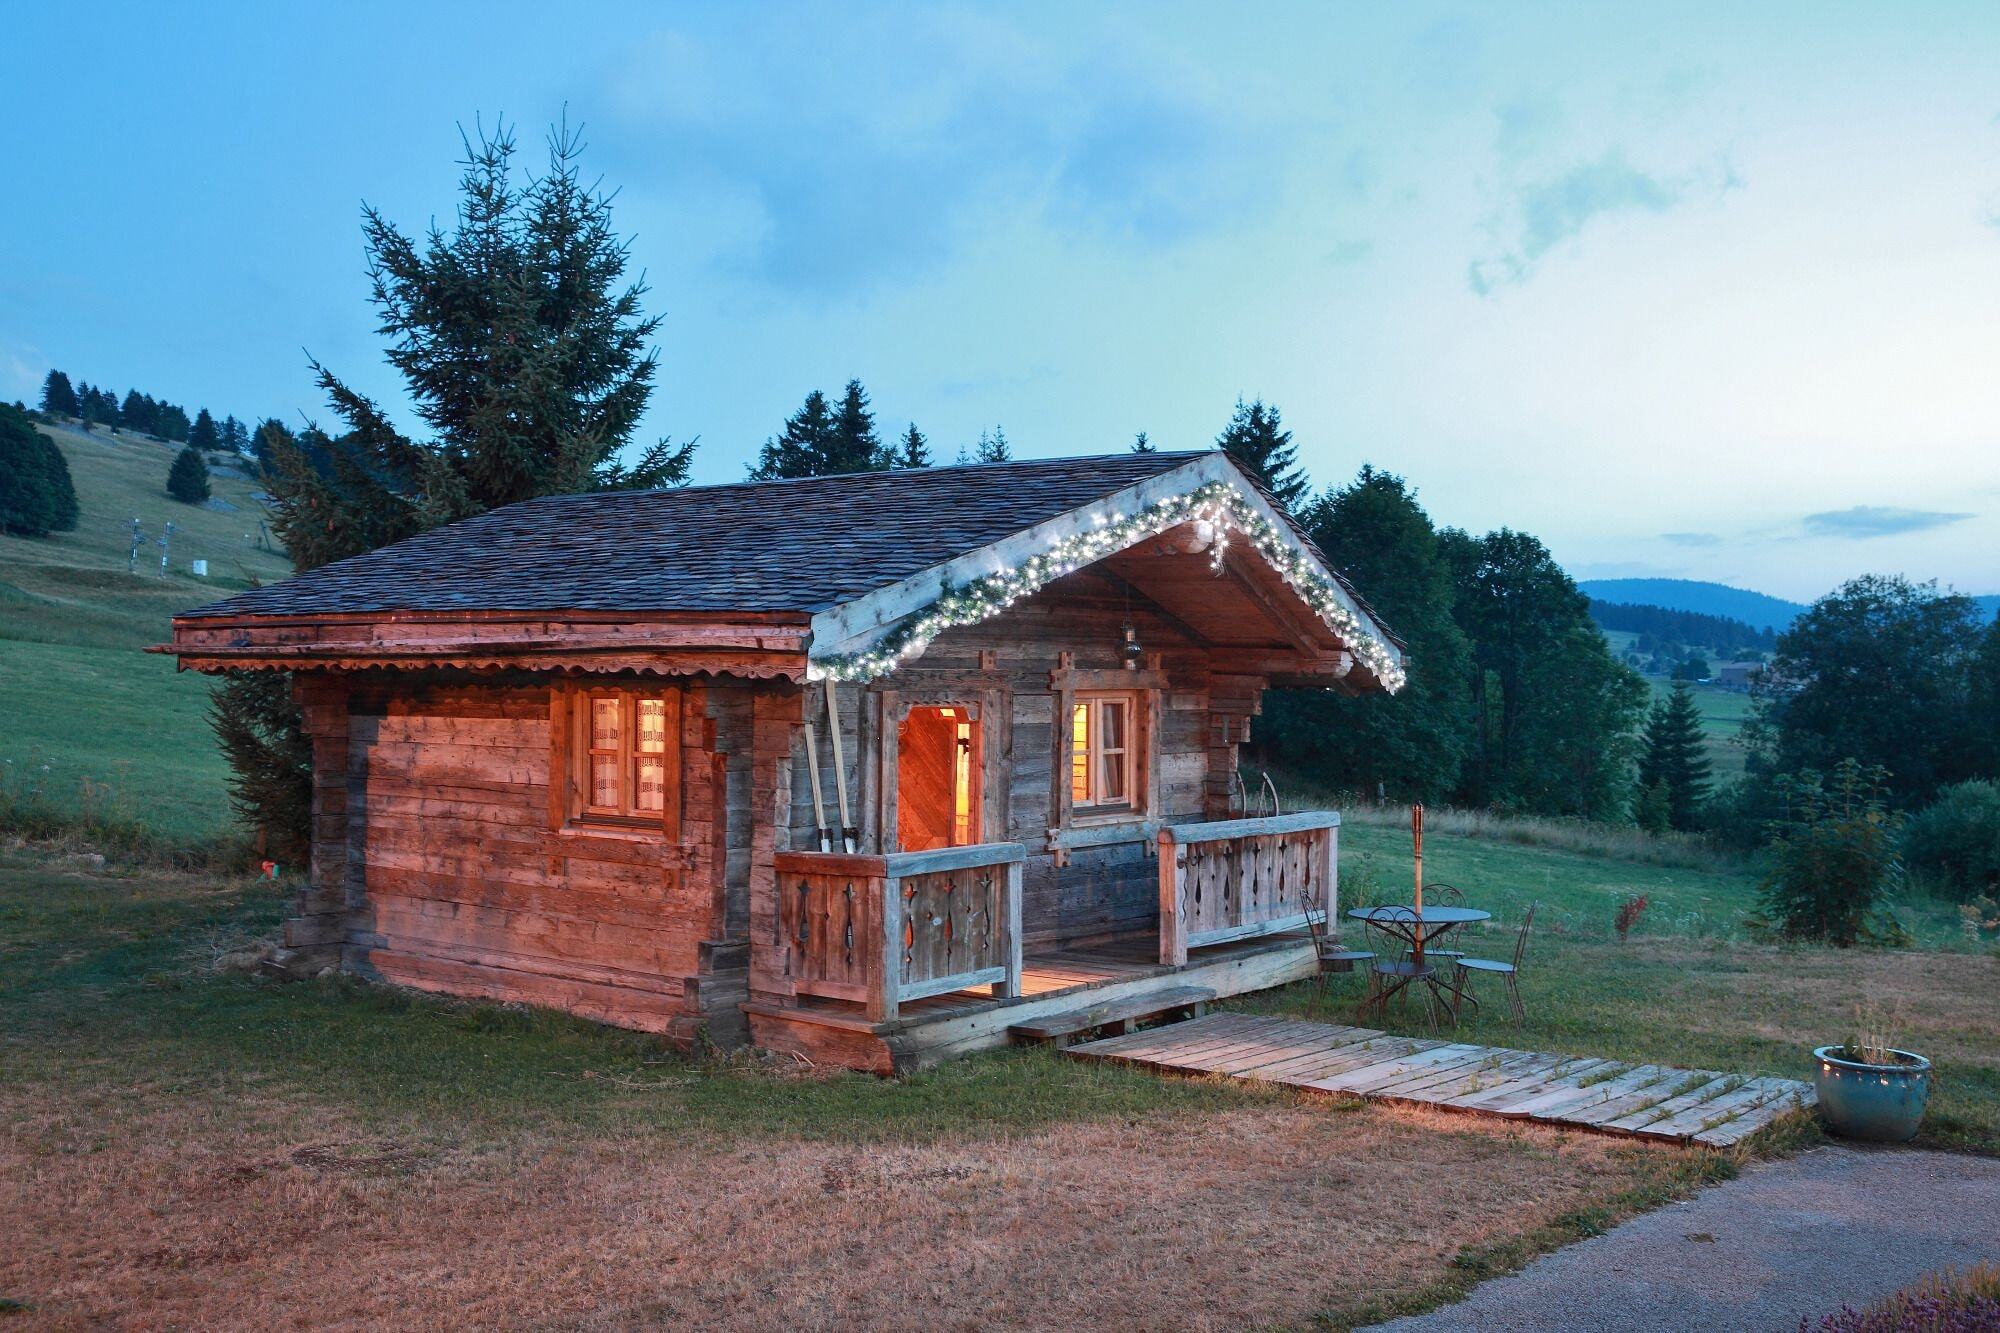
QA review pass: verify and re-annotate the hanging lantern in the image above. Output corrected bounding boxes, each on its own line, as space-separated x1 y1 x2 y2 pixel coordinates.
1121 623 1144 669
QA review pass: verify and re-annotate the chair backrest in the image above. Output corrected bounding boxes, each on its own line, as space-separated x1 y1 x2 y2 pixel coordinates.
1512 902 1537 968
1426 882 1465 907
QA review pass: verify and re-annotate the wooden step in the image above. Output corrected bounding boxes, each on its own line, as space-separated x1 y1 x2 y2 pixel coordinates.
1012 986 1217 1048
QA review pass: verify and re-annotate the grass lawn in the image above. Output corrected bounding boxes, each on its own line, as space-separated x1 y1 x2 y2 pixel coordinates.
0 421 291 846
1 850 1720 1329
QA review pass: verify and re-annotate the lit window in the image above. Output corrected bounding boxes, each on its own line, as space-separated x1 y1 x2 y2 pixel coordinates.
1071 692 1138 815
579 691 675 823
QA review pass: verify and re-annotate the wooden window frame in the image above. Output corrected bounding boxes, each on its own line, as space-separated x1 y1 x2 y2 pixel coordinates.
1071 689 1144 822
553 683 682 835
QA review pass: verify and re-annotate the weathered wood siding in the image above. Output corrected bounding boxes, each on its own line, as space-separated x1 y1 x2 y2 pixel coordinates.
302 673 745 1044
787 571 1269 949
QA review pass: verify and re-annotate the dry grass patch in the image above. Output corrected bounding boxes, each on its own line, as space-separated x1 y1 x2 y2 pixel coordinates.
1 1085 1685 1331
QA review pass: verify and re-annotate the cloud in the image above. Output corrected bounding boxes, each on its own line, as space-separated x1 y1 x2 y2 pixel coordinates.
1469 148 1731 295
1661 531 1721 547
1802 506 1976 539
599 20 1279 298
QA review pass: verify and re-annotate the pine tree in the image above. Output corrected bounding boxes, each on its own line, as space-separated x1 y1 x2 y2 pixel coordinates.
826 379 886 474
749 390 841 480
1216 398 1308 509
895 422 931 468
973 426 1011 463
251 417 291 472
167 444 211 503
189 408 221 452
120 389 151 433
1637 680 1712 830
240 117 694 855
1131 431 1155 454
39 370 77 418
220 414 248 454
0 404 80 535
157 403 190 442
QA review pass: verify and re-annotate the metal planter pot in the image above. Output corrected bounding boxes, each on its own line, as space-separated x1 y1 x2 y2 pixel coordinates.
1812 1045 1932 1143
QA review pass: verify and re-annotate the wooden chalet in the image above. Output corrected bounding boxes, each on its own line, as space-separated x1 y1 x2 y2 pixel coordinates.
163 450 1406 1073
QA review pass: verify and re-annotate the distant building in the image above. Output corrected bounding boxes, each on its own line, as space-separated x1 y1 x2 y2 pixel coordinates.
1714 660 1764 691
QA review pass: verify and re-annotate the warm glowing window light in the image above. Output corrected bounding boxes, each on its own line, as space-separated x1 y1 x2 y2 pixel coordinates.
583 693 671 820
1072 693 1136 814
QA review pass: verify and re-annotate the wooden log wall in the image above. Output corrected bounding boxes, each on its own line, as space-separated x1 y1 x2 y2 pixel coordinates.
784 571 1273 951
287 670 747 1045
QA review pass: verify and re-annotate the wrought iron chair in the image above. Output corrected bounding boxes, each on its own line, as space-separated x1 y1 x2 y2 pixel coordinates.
1453 903 1535 1024
1303 903 1374 1017
1414 882 1468 972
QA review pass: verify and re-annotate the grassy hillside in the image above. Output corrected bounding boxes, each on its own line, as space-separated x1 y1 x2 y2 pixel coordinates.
0 421 292 844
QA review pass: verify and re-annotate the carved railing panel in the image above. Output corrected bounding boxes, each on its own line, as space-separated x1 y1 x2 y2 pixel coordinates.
776 842 1025 1020
1158 812 1339 965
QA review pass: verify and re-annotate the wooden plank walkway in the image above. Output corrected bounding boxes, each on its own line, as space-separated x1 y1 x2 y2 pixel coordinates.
1067 1013 1816 1148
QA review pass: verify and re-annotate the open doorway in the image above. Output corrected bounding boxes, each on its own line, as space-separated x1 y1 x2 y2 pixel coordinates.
896 706 981 852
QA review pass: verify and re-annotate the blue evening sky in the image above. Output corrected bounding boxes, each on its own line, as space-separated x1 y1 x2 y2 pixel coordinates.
4 2 1998 600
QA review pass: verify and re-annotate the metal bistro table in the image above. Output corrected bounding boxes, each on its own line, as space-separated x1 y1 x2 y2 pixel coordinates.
1348 904 1492 1024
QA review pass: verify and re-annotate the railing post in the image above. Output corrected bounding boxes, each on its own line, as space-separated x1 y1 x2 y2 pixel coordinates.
1159 827 1188 966
870 872 901 1023
998 858 1024 998
1322 823 1339 933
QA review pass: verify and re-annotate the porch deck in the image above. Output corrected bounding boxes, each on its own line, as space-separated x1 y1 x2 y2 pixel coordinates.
1069 1012 1817 1147
744 931 1319 1073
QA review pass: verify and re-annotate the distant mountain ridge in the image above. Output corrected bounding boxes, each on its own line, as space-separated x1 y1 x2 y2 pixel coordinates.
1580 577 2000 631
1578 579 1807 632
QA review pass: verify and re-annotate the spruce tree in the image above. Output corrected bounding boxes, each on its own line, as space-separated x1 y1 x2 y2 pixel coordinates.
749 390 841 480
167 444 211 503
0 405 80 534
238 117 694 856
826 379 886 474
220 415 248 454
1216 398 1308 509
1637 680 1712 830
1131 431 1155 454
39 370 77 418
189 408 221 452
973 426 1011 463
896 422 931 468
120 389 151 433
157 403 190 441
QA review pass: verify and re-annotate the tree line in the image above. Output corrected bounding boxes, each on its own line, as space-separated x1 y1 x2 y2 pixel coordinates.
1587 599 1777 657
38 367 259 456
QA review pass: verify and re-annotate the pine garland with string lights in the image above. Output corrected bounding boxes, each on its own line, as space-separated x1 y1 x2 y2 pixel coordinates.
810 482 1407 690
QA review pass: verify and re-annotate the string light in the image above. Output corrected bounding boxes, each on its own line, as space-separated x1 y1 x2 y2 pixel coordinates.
809 482 1407 692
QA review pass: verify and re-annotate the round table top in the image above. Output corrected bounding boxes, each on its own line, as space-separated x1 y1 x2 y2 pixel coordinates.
1348 904 1491 925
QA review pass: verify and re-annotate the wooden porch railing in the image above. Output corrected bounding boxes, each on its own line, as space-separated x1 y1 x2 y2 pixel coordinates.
774 842 1026 1022
1157 811 1339 965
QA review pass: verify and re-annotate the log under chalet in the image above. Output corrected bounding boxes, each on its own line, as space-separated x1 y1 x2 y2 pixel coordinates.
164 450 1405 1073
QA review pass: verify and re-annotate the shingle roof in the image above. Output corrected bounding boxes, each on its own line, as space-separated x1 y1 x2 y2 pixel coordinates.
182 451 1211 620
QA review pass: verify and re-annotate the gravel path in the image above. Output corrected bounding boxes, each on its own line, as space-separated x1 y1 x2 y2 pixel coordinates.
1372 1146 2000 1331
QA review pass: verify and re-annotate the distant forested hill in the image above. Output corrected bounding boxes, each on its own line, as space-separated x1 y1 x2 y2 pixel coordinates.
1588 600 1777 653
1582 577 1998 629
1578 579 1807 632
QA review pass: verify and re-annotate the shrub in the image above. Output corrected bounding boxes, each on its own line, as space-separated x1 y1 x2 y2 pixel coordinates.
1758 759 1906 947
1902 780 2000 902
167 444 211 503
1802 1261 2000 1331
